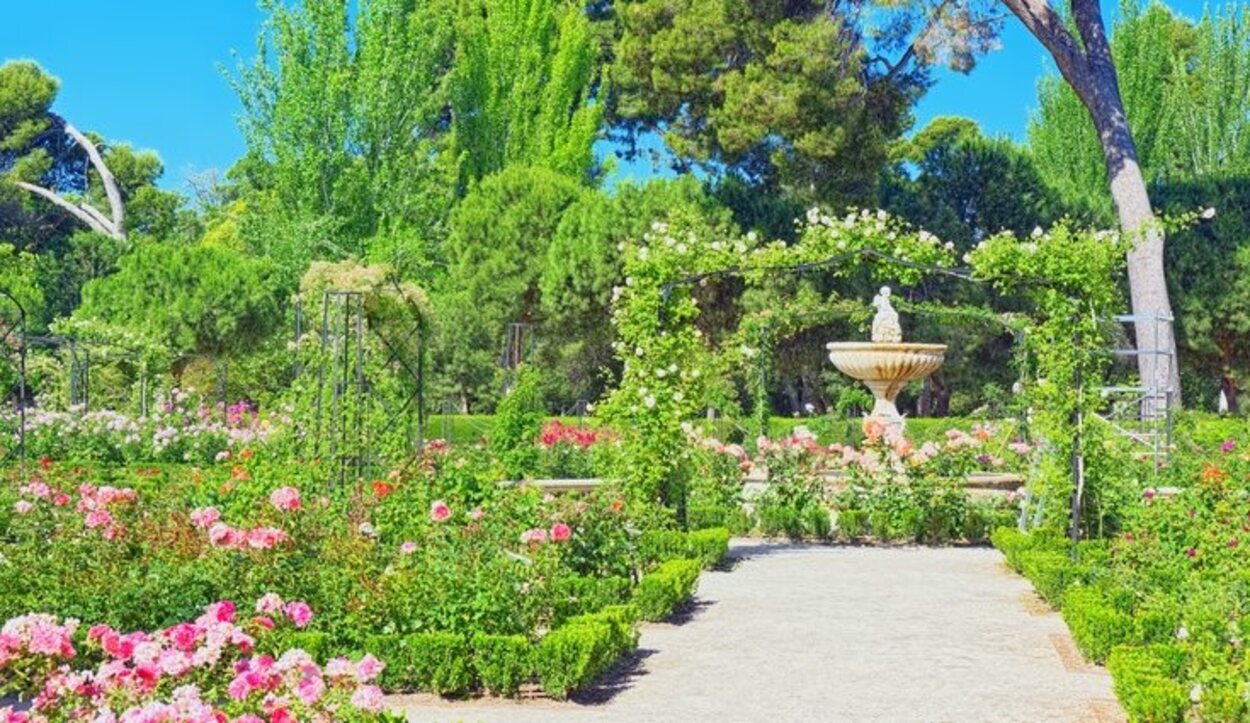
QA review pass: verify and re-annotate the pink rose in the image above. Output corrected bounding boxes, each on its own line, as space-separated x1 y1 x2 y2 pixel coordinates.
355 653 385 682
12 500 33 515
256 593 284 615
399 541 417 555
296 674 325 705
189 507 221 528
83 509 114 529
284 601 313 628
208 522 233 547
429 500 452 523
268 486 301 512
520 528 547 546
351 684 385 712
550 523 572 542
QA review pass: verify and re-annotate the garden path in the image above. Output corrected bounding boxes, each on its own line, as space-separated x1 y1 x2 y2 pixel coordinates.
388 542 1125 723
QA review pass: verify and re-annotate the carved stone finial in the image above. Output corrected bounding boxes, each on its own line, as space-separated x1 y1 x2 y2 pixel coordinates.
871 286 902 343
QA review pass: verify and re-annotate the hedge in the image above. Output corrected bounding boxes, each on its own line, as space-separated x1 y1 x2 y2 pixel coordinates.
534 605 639 699
634 558 702 621
1062 587 1134 663
549 574 631 627
687 528 730 568
1106 645 1188 723
638 528 731 569
471 633 533 697
365 632 474 695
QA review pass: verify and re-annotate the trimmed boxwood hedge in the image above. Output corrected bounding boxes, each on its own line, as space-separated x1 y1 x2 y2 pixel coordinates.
634 558 702 621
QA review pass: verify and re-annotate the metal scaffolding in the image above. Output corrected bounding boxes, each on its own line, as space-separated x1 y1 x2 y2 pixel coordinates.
1098 313 1174 468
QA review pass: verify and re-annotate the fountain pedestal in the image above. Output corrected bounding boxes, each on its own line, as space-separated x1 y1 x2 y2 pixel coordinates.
826 342 947 434
825 288 946 435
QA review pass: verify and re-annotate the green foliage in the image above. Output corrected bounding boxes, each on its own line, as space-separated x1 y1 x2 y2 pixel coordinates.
548 574 631 627
451 0 602 186
471 633 533 697
491 366 547 479
1107 645 1189 723
1062 587 1134 663
686 527 730 569
534 606 639 699
1029 1 1250 219
75 241 282 356
229 0 456 277
438 166 582 408
884 117 1075 248
609 0 915 209
632 558 701 621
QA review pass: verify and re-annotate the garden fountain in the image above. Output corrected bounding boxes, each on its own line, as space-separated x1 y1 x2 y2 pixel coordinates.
826 287 947 435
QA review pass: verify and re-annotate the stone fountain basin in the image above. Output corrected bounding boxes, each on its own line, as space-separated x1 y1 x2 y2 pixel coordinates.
825 342 947 383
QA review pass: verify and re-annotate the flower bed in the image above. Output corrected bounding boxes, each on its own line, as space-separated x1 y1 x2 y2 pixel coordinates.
686 422 1026 542
992 437 1250 723
0 446 726 714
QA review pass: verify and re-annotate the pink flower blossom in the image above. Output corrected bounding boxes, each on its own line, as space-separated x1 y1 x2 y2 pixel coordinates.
355 653 384 683
350 684 385 712
189 507 221 528
255 593 284 615
550 523 572 542
268 486 301 512
520 528 547 546
283 601 312 629
399 541 417 555
429 499 452 522
12 500 33 515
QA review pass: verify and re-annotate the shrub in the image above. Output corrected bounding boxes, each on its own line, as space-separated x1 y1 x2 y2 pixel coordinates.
836 508 868 539
1133 595 1182 645
471 633 533 697
638 529 688 565
1062 587 1134 663
989 526 1030 569
1106 645 1188 723
687 527 730 568
1018 549 1074 604
534 607 638 699
549 574 631 627
279 631 332 661
633 558 702 621
366 632 473 695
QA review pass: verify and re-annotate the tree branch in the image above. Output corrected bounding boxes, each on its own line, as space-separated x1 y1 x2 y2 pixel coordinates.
998 0 1088 87
57 117 125 236
14 181 120 238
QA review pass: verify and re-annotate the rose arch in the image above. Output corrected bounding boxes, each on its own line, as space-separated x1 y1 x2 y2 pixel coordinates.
595 206 1128 539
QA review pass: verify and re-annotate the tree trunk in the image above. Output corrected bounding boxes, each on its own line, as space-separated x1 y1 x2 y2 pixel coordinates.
998 0 1183 411
1220 372 1239 414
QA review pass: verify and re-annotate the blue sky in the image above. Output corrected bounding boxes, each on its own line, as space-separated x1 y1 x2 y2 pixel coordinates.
3 0 1209 191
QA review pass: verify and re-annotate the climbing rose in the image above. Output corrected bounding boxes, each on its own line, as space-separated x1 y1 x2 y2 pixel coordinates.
269 486 301 512
12 500 33 515
399 541 417 555
550 523 572 542
429 500 452 523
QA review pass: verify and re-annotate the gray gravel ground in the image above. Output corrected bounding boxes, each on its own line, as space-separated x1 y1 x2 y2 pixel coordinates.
389 542 1125 723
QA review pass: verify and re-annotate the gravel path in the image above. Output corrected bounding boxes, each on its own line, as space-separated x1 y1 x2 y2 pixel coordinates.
389 542 1125 723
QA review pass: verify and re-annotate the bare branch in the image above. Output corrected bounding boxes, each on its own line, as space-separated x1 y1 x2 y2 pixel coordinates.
14 181 120 238
58 118 125 235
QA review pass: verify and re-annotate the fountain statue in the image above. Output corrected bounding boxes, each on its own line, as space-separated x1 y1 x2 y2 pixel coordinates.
826 287 946 435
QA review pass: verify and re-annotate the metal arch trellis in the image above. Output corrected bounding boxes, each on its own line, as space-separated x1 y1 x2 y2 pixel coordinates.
653 247 1106 542
293 285 428 487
